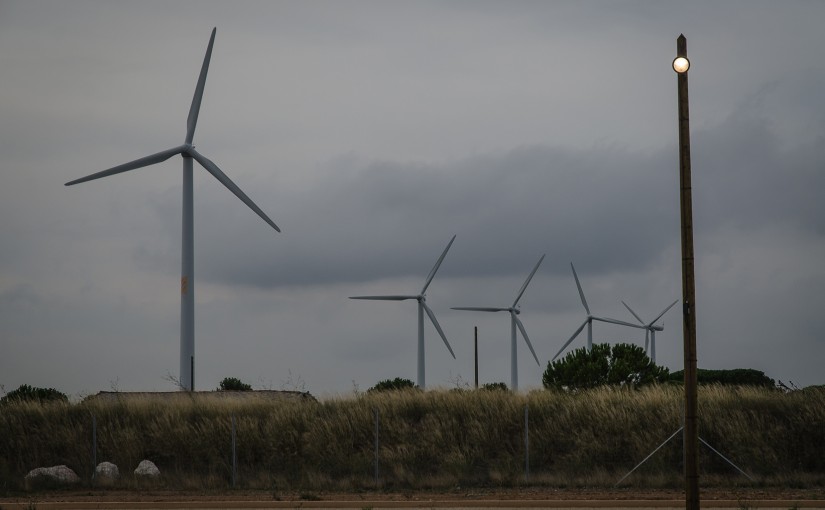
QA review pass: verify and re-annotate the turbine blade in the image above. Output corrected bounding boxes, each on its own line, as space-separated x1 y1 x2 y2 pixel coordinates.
421 235 456 295
423 302 456 359
650 299 679 326
592 316 647 329
451 307 508 312
65 146 186 186
621 300 645 325
349 295 417 301
570 262 590 315
513 254 545 307
186 27 216 144
513 313 540 366
189 149 280 232
553 319 588 361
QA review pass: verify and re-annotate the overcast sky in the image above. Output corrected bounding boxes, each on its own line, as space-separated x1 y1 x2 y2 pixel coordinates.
2 1 823 398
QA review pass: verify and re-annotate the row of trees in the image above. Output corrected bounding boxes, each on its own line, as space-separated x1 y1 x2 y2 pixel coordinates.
3 345 779 403
368 343 777 392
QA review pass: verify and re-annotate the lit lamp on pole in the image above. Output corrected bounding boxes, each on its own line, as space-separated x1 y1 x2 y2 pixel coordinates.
673 56 690 74
673 34 699 510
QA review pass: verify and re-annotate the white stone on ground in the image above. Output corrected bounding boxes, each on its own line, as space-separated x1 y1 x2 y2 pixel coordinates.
95 461 119 485
25 465 81 487
134 459 160 478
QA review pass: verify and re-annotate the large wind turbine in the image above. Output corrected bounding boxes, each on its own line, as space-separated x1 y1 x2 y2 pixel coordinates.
552 263 643 361
452 255 545 391
65 28 280 391
621 299 679 364
349 235 457 389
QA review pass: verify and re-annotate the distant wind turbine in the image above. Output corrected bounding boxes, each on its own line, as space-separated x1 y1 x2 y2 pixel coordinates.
65 28 280 391
452 254 545 392
349 235 457 389
552 263 643 362
621 299 679 364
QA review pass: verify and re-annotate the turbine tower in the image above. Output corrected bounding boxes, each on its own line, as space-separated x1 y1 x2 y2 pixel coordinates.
452 254 545 391
65 28 280 391
552 263 642 361
621 299 679 364
349 235 457 389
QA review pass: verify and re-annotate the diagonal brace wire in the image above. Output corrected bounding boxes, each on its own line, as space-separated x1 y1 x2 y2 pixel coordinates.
615 426 756 487
615 427 684 487
699 437 754 481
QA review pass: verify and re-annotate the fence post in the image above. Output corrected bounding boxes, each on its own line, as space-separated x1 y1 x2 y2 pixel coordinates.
374 408 380 486
231 415 237 488
91 414 97 484
524 405 529 482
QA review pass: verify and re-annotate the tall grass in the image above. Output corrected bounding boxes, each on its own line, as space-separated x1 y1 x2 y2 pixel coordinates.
1 385 823 492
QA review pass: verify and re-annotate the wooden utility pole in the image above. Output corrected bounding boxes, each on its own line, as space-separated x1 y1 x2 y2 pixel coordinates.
674 33 699 510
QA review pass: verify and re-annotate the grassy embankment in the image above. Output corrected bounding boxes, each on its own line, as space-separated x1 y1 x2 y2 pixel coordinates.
1 385 823 493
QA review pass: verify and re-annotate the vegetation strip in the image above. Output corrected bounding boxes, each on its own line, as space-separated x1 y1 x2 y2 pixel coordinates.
3 385 823 491
2 501 825 510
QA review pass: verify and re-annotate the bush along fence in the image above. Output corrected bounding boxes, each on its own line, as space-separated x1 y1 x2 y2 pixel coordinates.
1 385 824 492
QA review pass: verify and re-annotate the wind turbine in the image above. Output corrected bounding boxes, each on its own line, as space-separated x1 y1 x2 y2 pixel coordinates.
621 299 679 364
65 28 280 391
552 263 643 362
452 255 544 391
349 235 457 389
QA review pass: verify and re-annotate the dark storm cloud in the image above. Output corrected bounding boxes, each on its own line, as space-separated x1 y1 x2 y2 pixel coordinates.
190 143 674 288
693 105 825 235
187 71 825 292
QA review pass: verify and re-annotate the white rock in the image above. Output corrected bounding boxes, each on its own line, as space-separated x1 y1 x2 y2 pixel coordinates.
95 461 119 485
25 465 81 487
134 459 160 478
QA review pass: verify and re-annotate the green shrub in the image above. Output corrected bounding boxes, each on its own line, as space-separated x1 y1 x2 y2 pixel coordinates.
0 384 68 405
216 377 252 391
367 377 417 393
481 382 509 392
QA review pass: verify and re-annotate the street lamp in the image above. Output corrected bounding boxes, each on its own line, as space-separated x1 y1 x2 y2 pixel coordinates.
672 56 690 74
674 34 699 510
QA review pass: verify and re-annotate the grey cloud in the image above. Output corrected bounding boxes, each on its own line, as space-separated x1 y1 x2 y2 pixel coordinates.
2 1 824 395
177 71 825 293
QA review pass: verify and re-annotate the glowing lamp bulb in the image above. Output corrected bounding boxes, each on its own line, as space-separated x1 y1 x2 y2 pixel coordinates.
672 56 690 73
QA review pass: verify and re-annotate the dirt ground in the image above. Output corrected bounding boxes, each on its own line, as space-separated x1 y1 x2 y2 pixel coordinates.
2 487 824 505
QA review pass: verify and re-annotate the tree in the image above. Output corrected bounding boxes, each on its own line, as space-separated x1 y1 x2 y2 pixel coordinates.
0 384 68 405
368 377 417 393
543 343 669 391
217 377 252 391
669 368 775 387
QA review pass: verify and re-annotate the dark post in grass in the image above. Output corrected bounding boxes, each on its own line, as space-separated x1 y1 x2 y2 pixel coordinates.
474 326 479 389
673 33 699 510
374 408 380 486
524 405 529 482
231 415 237 488
91 414 97 484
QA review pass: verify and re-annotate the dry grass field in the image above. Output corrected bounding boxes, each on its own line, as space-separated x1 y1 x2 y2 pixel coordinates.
1 385 823 496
